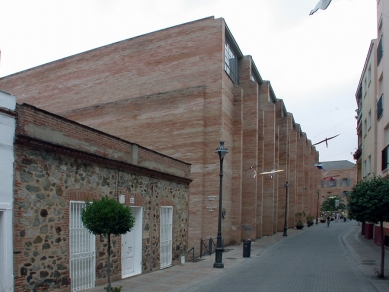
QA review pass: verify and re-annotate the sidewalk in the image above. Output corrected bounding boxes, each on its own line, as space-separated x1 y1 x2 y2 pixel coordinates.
341 223 389 292
85 222 389 291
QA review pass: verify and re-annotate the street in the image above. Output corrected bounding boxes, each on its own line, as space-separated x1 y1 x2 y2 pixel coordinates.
185 221 388 292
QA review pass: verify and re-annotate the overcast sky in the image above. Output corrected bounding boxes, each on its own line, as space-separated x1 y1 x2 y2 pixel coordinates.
0 0 377 163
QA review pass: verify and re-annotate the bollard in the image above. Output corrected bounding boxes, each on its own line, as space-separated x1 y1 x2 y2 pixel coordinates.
209 237 213 255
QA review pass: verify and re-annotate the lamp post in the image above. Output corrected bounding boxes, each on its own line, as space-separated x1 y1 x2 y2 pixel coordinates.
213 141 228 268
316 189 320 225
283 182 289 237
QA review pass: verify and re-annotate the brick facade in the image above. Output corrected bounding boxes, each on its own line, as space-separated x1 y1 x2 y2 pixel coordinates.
318 160 357 216
13 104 190 291
0 17 321 255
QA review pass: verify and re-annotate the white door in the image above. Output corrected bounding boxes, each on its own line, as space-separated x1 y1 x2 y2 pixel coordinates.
70 201 95 292
160 206 173 269
122 207 142 278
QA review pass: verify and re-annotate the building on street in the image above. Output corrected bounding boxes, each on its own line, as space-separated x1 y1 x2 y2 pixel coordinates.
0 16 322 289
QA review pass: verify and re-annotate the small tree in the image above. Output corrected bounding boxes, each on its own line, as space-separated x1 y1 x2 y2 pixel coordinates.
320 195 346 212
349 175 389 278
81 196 136 291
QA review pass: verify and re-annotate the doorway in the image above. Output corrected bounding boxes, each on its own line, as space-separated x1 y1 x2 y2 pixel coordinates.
69 201 95 292
121 206 143 278
160 206 173 269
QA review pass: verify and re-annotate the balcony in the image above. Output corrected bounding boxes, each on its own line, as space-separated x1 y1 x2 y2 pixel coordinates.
353 147 362 161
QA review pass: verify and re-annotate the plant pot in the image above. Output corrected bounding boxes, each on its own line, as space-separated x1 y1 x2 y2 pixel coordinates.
320 220 326 223
296 225 304 230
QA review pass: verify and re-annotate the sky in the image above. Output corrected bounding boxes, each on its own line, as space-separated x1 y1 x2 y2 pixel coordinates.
0 0 377 163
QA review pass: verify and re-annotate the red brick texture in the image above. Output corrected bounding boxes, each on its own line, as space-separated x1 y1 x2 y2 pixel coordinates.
1 17 320 252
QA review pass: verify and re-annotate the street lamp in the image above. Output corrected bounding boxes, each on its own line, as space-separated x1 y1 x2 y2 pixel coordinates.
316 189 320 225
213 141 228 268
283 182 289 237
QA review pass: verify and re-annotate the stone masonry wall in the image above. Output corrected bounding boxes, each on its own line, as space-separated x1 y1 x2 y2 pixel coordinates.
13 145 189 291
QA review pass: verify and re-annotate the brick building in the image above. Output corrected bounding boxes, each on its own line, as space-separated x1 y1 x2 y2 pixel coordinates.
4 95 191 291
354 0 389 248
0 17 321 254
318 160 357 212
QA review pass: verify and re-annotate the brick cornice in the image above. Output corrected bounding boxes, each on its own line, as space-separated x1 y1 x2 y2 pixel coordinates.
15 135 192 185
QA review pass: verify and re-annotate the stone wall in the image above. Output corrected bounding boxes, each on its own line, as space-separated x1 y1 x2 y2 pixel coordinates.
13 145 189 291
12 104 190 291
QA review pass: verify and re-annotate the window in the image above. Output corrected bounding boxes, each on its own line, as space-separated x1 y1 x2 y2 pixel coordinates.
363 159 367 177
368 110 372 130
364 77 367 95
250 70 258 83
378 37 383 65
379 74 384 96
327 178 337 187
383 127 389 171
377 94 383 119
340 178 350 187
364 118 367 136
224 37 239 84
367 155 371 174
368 65 372 85
382 145 389 171
342 191 350 197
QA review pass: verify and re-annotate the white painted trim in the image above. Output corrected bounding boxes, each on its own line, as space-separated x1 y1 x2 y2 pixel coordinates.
0 210 14 292
0 92 15 292
0 202 12 210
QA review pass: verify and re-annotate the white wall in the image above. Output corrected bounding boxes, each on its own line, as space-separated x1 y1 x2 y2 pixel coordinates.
0 90 16 292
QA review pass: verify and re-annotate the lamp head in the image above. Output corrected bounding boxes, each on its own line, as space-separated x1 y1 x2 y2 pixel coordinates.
285 182 289 188
216 141 228 160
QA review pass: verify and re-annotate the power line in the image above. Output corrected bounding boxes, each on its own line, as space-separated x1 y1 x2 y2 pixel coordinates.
311 117 355 139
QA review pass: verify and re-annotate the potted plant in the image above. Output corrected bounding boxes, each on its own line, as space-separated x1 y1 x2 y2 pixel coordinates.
306 214 315 227
295 211 306 229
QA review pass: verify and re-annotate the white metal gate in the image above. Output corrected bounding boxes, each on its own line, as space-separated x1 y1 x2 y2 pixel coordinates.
70 201 95 291
160 206 173 269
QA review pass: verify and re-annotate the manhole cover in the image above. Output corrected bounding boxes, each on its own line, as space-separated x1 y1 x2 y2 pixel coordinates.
226 258 237 260
361 262 376 265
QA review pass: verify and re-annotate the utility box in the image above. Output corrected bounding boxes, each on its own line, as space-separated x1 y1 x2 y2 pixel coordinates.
243 239 251 258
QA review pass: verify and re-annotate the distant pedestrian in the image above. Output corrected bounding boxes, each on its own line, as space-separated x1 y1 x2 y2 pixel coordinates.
327 216 331 227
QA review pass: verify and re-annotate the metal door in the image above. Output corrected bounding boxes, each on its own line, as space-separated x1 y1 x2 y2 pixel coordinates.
70 201 95 291
160 206 173 269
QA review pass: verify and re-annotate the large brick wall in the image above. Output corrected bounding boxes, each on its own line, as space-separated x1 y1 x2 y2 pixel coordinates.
1 16 321 252
13 104 190 291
